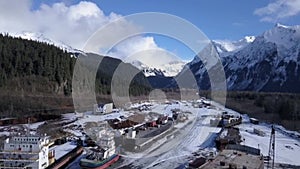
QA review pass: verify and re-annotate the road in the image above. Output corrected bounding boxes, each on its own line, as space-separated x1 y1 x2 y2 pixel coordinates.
121 110 220 169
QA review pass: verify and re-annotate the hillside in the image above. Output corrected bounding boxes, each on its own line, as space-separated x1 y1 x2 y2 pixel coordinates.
0 34 151 117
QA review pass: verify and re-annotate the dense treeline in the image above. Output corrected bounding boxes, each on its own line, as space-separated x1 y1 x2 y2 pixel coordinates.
227 91 300 120
0 34 75 95
226 91 300 131
0 34 151 118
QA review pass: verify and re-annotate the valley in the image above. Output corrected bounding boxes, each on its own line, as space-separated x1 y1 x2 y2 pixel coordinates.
0 1 300 168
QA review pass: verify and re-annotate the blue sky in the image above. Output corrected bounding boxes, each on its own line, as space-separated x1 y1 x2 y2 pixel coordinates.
6 0 300 61
32 0 300 40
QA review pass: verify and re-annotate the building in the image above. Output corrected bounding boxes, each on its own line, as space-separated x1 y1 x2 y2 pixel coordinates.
216 127 242 150
220 115 242 128
200 148 264 169
189 157 206 169
0 134 50 169
93 103 113 114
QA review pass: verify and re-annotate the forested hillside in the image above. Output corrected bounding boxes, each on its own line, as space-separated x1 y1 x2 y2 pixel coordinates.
0 34 75 95
0 34 151 117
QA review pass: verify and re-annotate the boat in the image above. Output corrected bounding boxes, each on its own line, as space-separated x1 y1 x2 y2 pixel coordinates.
47 144 83 169
80 129 119 169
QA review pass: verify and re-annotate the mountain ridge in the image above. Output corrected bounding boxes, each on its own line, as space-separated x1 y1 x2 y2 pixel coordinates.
181 23 300 93
5 24 300 93
8 31 83 54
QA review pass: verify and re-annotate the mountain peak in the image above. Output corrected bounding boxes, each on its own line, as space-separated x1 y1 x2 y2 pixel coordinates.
213 36 254 56
183 24 300 93
275 23 289 29
263 23 300 49
130 59 186 77
243 36 255 43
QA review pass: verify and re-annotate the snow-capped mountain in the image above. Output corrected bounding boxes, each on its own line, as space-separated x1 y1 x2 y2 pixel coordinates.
212 36 255 57
10 31 82 54
177 24 300 93
129 59 186 77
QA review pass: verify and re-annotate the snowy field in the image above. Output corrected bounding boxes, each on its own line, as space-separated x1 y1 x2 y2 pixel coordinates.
237 122 300 166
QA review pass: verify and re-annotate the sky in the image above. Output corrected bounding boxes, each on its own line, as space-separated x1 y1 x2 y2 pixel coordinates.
1 0 300 61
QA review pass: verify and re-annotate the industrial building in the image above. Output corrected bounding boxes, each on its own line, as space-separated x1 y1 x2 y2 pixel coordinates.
200 145 264 169
0 134 50 169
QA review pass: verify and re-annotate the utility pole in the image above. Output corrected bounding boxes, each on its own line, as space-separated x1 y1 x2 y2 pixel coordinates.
267 125 275 169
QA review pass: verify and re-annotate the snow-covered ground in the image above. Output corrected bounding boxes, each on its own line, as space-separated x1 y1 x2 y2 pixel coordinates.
61 99 300 168
213 100 300 166
62 100 224 168
237 121 300 166
1 99 298 168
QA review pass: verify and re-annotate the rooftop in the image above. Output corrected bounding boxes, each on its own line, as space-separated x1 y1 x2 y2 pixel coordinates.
200 149 264 169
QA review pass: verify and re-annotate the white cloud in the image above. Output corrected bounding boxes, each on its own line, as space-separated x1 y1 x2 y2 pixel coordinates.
0 0 121 49
254 0 300 22
108 36 181 66
0 0 179 67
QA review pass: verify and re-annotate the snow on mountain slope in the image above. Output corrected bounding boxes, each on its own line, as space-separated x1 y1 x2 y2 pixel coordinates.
10 31 82 54
130 60 186 77
264 23 300 50
213 36 255 57
223 24 300 91
6 31 185 77
178 24 300 93
158 61 186 77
